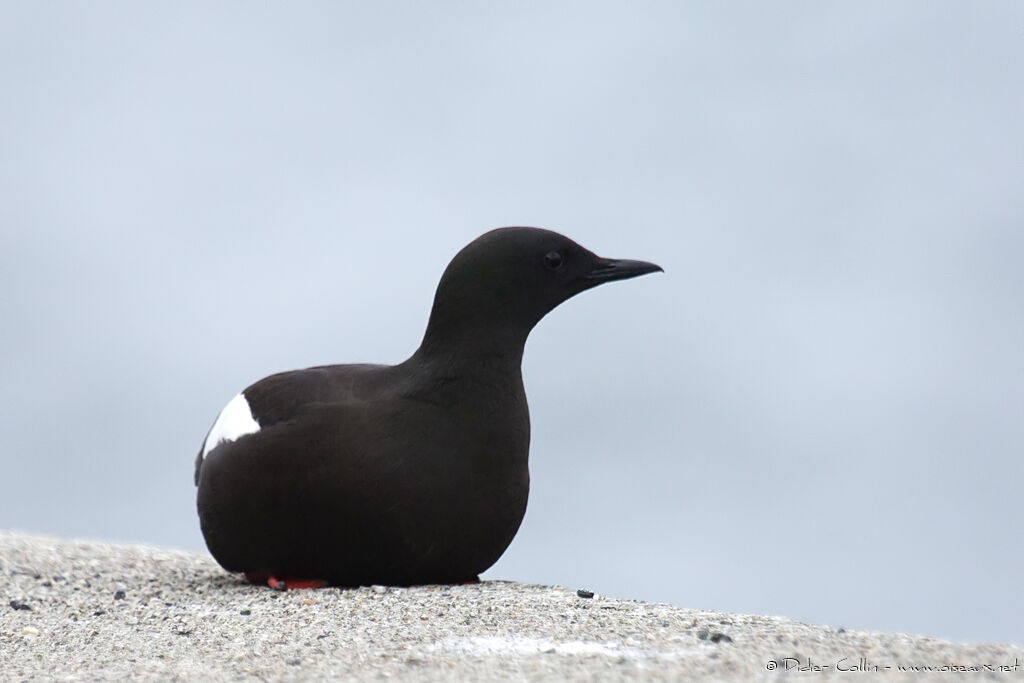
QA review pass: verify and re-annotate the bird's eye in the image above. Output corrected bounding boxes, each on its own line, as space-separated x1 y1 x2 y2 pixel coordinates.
543 250 564 270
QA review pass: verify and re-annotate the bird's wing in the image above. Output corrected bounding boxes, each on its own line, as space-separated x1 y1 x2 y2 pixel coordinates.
193 364 388 485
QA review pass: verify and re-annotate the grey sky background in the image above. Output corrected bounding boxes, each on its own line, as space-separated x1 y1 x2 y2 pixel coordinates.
2 2 1022 645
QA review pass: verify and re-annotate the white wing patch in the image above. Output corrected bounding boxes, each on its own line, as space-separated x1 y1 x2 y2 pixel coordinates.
201 393 261 459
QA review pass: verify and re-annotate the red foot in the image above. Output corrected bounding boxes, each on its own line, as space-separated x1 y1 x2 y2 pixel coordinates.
244 572 328 590
268 576 329 590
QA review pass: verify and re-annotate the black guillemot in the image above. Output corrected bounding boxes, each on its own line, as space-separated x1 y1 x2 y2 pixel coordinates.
194 227 662 588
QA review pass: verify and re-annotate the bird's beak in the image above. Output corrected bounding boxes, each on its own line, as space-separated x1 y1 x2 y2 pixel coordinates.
585 258 664 283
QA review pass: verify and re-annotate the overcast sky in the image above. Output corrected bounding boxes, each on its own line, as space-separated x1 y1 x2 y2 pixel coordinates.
2 2 1022 645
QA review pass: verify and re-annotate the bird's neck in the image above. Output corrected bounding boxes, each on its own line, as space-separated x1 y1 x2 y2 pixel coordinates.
409 320 529 387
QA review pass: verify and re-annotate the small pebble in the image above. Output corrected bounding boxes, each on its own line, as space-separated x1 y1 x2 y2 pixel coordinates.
23 626 39 635
240 609 251 616
576 589 594 599
286 657 301 666
372 585 387 594
114 590 126 600
9 600 32 611
697 629 732 644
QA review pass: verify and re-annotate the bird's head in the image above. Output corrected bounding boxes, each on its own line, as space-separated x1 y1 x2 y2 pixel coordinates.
420 227 662 357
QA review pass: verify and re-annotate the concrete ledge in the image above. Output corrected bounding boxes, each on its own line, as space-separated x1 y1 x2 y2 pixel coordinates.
2 531 1020 681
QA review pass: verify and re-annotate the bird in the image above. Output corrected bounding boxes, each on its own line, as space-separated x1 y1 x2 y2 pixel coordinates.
194 227 662 589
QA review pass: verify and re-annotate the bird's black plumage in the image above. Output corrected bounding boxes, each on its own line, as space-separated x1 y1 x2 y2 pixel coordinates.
194 227 661 586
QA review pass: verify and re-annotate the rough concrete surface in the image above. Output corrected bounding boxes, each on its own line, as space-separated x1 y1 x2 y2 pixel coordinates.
1 531 1020 681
